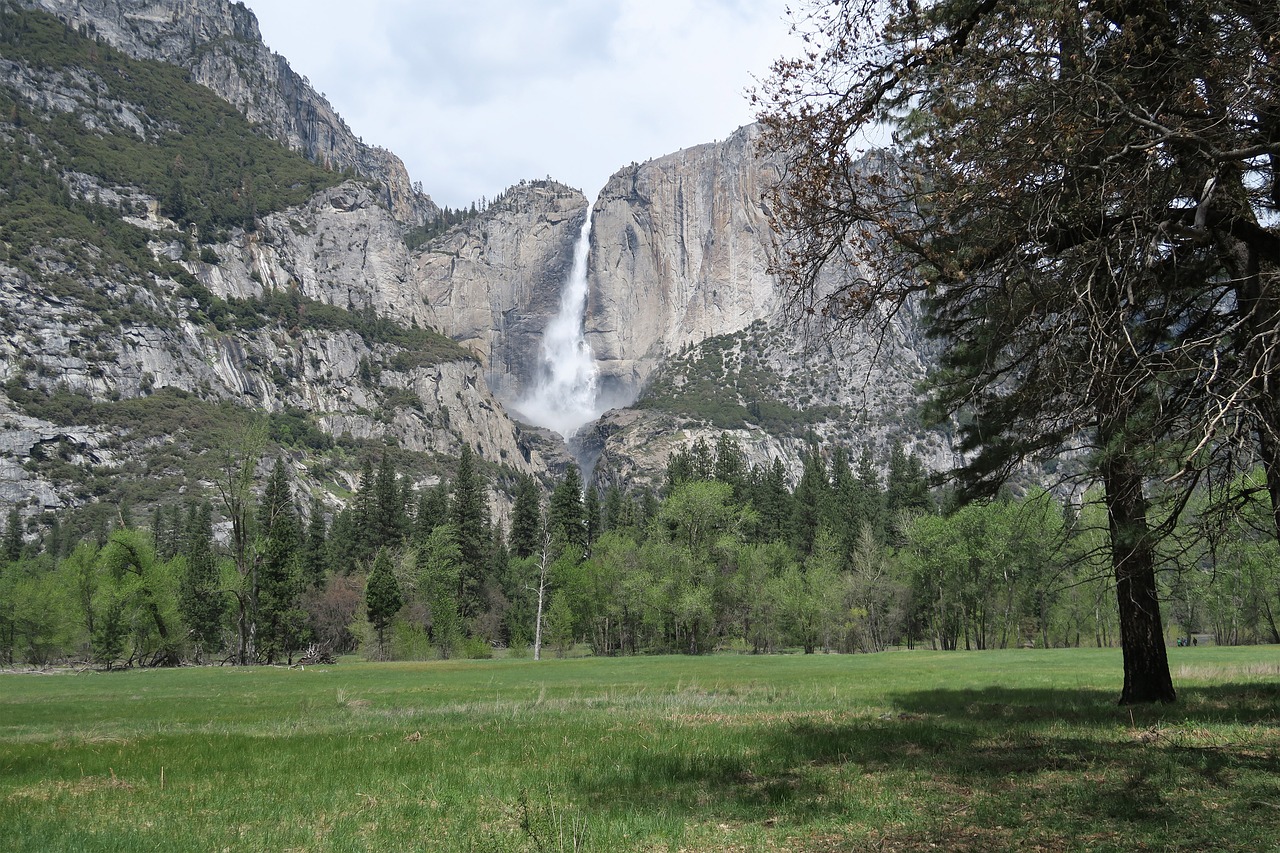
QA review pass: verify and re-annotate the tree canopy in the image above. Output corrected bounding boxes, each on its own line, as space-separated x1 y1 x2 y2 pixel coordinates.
757 0 1279 703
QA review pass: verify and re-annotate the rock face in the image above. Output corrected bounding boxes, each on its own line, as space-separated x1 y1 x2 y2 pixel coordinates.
416 181 589 401
587 124 781 400
209 182 430 327
23 0 437 226
577 123 950 485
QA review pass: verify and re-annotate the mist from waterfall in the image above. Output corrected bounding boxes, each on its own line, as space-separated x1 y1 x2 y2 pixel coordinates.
515 208 602 439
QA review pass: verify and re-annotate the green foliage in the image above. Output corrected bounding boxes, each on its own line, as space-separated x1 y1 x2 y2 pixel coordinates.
2 651 1280 851
508 474 542 560
549 463 586 552
415 524 462 658
450 445 489 619
255 459 306 663
180 286 470 366
178 502 223 659
364 549 403 654
96 529 183 667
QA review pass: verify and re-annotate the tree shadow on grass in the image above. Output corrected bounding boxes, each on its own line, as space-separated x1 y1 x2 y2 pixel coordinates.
572 684 1280 850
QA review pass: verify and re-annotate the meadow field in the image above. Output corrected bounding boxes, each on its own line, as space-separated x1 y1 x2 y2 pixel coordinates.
2 647 1278 852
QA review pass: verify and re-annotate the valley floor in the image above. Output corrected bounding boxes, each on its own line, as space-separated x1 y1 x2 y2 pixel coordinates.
2 647 1278 851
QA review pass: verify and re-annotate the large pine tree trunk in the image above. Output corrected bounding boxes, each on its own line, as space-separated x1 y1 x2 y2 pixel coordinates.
1102 449 1176 704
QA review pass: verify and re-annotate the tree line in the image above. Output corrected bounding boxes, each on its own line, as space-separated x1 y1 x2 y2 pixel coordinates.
3 431 1275 667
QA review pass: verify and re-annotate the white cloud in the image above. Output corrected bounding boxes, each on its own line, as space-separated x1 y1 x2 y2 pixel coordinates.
247 0 798 207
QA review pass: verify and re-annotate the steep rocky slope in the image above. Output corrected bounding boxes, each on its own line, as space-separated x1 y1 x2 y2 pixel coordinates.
578 126 949 487
22 0 436 225
0 0 949 533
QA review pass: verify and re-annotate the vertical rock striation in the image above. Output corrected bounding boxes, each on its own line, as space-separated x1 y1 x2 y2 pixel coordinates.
587 124 781 399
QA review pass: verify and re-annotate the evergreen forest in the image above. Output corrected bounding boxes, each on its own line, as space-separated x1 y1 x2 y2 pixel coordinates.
3 432 1276 668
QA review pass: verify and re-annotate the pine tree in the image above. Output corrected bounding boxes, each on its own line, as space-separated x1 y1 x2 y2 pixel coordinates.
550 463 586 552
365 548 402 657
327 507 359 576
372 451 405 551
256 459 304 663
791 445 830 556
713 433 748 500
584 485 602 550
413 481 449 543
509 474 542 560
602 485 627 533
451 445 490 618
750 458 792 544
416 526 460 658
886 442 931 515
301 496 328 589
3 507 23 562
179 502 224 661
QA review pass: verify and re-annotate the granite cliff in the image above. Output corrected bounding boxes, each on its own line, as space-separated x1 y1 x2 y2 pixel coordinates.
587 124 781 398
0 0 948 535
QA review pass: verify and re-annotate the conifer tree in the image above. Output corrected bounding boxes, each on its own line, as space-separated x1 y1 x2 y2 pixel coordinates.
3 507 23 563
886 442 931 515
450 445 490 618
550 463 586 552
414 481 449 543
372 451 405 550
416 525 461 658
256 459 304 663
584 484 602 550
509 474 542 560
365 548 402 657
179 502 223 661
301 496 328 589
791 445 830 556
349 457 377 567
713 433 748 499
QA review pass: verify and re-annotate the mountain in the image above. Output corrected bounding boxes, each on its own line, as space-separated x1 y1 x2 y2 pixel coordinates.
0 2 551 539
23 0 436 225
0 0 950 541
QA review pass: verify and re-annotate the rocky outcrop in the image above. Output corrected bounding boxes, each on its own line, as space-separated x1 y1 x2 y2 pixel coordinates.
587 124 782 399
415 181 588 400
203 182 430 326
23 0 437 226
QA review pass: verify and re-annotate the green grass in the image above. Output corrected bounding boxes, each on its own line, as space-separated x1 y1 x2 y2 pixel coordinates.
2 648 1278 851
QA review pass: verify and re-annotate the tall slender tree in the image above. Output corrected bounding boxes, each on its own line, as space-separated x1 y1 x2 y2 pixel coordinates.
179 501 223 661
451 445 490 618
365 548 402 658
256 458 304 663
509 474 543 560
550 463 587 552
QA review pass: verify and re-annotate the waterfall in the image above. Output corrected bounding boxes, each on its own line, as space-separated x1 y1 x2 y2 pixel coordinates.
515 208 601 438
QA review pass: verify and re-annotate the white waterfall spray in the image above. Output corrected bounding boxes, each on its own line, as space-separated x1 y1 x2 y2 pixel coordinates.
516 208 601 438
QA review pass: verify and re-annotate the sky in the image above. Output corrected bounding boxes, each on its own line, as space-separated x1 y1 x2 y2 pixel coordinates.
246 0 802 209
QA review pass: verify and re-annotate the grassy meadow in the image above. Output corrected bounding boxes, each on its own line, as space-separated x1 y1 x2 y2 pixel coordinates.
2 647 1278 852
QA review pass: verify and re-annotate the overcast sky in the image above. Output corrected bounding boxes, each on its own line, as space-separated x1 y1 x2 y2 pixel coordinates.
246 1 801 209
